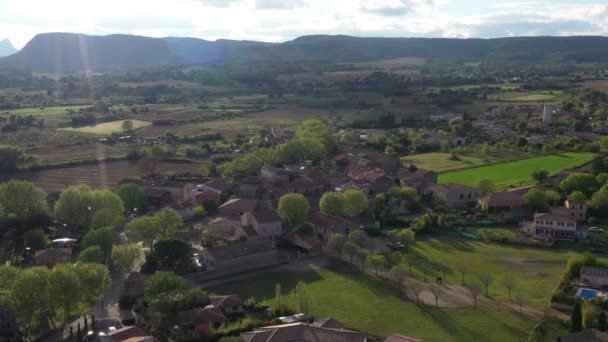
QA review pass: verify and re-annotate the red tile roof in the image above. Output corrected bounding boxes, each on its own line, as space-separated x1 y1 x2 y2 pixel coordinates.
210 295 243 309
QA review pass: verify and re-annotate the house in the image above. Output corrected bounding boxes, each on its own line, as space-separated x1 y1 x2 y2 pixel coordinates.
580 266 608 288
193 178 233 203
207 216 242 237
307 211 350 240
311 318 345 329
106 326 153 342
171 200 195 220
197 238 279 277
557 328 608 342
261 164 290 184
34 248 71 267
218 198 261 217
178 307 227 333
241 319 367 342
478 191 524 218
281 230 323 258
209 295 244 316
123 272 150 299
142 188 172 209
218 199 283 238
424 183 479 209
430 113 462 122
385 334 424 342
565 199 588 222
399 169 437 192
522 212 584 240
238 177 266 199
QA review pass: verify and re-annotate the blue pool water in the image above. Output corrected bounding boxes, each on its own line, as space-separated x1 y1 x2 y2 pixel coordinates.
577 288 600 299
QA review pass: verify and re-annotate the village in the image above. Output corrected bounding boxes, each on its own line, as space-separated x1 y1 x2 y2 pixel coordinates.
2 97 608 342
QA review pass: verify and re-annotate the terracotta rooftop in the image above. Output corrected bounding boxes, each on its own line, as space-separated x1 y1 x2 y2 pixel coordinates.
207 238 274 261
203 178 233 193
479 191 523 207
210 295 242 309
558 328 608 342
241 321 367 342
218 198 260 213
426 183 475 194
534 212 577 223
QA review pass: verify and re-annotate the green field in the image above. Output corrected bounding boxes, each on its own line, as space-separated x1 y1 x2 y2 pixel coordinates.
402 235 590 304
402 153 504 172
211 263 534 341
438 152 596 187
58 119 151 134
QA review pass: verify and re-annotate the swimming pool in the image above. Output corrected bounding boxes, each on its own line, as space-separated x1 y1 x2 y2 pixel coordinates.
577 288 600 299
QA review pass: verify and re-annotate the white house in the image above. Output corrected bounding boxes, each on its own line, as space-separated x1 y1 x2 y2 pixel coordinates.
581 266 608 288
523 212 584 240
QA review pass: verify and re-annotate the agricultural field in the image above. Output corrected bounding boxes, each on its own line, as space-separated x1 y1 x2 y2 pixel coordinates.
401 151 536 173
491 91 562 102
578 79 608 91
3 105 90 116
33 144 128 163
58 119 151 134
0 160 199 192
211 261 535 342
438 152 596 188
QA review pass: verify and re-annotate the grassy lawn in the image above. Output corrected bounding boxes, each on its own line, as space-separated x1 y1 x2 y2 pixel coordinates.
401 235 605 305
211 264 534 341
401 153 503 172
58 119 151 134
464 226 525 240
2 105 90 116
438 152 596 188
401 150 537 173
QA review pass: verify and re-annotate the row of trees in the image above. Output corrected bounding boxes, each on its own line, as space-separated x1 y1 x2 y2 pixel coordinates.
0 263 110 338
319 190 369 218
0 180 146 233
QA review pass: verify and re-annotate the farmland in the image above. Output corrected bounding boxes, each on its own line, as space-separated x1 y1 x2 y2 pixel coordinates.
0 160 199 192
211 259 535 342
58 119 151 134
401 152 530 173
438 152 596 188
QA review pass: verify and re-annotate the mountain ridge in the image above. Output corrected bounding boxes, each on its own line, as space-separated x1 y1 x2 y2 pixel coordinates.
3 32 608 71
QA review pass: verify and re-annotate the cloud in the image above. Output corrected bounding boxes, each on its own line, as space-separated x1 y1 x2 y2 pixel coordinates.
255 0 307 10
360 0 435 16
196 0 242 7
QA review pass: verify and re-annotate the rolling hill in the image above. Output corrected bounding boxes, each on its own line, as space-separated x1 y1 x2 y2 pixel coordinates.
0 39 17 57
3 32 608 71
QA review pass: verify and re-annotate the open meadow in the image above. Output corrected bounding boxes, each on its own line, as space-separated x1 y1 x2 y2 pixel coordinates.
438 152 596 188
401 152 521 172
58 119 151 134
211 261 535 342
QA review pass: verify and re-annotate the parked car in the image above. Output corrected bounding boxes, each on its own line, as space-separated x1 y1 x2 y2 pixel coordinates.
589 227 605 233
387 242 406 251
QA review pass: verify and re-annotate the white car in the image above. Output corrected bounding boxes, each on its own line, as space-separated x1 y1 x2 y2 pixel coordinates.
588 227 605 233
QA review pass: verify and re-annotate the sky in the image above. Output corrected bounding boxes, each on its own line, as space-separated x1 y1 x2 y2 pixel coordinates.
2 0 608 48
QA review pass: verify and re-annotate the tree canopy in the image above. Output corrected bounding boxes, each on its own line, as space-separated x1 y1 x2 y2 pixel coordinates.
560 173 600 197
144 272 186 304
0 180 48 222
90 208 125 230
476 178 496 196
342 189 369 217
54 185 124 229
319 192 344 217
116 183 145 212
111 244 142 273
524 189 549 212
278 193 310 226
153 238 192 270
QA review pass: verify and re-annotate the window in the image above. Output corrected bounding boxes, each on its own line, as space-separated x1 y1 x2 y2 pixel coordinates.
468 193 471 199
460 194 464 199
